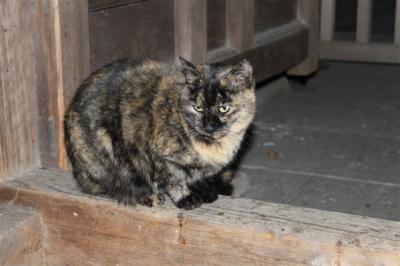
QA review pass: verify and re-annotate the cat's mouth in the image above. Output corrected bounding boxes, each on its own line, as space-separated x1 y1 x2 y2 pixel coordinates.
194 127 227 140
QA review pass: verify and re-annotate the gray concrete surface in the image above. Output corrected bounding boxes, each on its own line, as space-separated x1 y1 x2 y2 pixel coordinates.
235 61 400 221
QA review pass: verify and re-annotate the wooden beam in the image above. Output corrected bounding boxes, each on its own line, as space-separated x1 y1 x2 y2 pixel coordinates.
321 40 400 64
226 0 255 51
51 0 91 169
209 22 308 81
0 204 44 265
175 0 207 63
0 168 399 265
320 0 336 41
288 0 321 76
395 0 400 46
356 0 373 44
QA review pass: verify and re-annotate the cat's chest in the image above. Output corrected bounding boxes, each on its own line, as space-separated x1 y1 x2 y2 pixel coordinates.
191 133 243 167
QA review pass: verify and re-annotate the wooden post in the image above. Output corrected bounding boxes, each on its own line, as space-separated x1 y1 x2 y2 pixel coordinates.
356 0 373 44
288 0 321 76
395 0 400 46
226 0 255 51
175 0 207 64
50 0 90 169
320 0 336 41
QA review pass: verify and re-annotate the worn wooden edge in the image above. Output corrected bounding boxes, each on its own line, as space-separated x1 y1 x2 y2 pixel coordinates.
320 41 400 64
209 22 308 81
0 203 45 265
0 168 399 265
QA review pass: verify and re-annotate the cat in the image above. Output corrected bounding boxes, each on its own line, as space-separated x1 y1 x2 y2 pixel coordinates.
64 57 255 210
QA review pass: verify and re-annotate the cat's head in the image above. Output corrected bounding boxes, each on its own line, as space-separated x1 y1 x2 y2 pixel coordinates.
179 57 256 142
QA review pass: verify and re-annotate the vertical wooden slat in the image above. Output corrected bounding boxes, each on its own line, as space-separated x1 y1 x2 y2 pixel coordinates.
288 0 321 76
175 0 207 63
51 0 90 169
356 0 373 44
320 0 336 41
395 0 400 45
226 0 255 51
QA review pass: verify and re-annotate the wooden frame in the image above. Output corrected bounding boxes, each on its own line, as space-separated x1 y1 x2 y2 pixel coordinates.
320 0 400 64
2 1 399 264
0 169 399 265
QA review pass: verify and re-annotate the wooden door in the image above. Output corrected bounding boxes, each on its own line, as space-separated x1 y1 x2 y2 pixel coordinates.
176 0 320 80
89 0 320 81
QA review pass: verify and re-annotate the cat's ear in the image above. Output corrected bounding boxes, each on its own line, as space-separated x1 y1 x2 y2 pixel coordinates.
231 59 254 89
179 57 199 84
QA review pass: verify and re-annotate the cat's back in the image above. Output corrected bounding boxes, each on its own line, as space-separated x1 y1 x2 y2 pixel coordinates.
68 59 166 110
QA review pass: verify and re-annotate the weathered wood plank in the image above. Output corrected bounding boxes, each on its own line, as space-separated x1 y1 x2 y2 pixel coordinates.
89 0 175 69
226 0 255 51
0 204 44 266
320 0 336 41
210 22 308 81
0 168 398 265
207 0 226 50
0 1 42 179
356 0 372 44
288 0 321 76
52 0 91 169
176 0 207 64
254 0 296 34
320 40 400 64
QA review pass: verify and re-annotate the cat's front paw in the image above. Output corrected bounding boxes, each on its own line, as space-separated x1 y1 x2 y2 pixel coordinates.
199 189 218 203
176 193 203 210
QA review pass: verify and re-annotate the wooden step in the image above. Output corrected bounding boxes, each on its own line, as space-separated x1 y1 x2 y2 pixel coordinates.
0 203 44 265
0 168 399 265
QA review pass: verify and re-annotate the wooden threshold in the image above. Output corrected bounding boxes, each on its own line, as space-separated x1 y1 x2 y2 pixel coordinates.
0 203 44 265
320 41 400 64
0 168 399 265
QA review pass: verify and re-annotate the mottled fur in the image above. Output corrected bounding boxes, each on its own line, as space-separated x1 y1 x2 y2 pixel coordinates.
64 58 255 209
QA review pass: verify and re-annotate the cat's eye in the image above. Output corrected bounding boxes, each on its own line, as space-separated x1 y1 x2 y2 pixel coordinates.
193 105 203 112
219 105 230 113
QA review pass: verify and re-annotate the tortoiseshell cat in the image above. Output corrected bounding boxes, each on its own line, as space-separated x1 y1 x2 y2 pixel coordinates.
64 57 255 210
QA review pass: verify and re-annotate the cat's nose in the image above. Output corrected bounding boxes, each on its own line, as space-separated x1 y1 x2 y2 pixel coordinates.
204 123 216 134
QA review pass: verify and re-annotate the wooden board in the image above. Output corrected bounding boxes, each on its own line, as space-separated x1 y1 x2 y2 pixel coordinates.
207 0 226 51
209 22 308 81
0 0 41 179
0 168 399 265
0 204 44 266
254 0 296 34
89 0 175 70
320 41 400 64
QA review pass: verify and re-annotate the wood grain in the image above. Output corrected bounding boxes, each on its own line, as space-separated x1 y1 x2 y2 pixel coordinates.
176 0 207 64
52 0 91 169
0 0 41 179
210 22 308 81
254 0 296 34
320 41 400 64
1 168 398 265
89 0 175 69
288 0 321 76
0 204 44 266
226 0 255 51
207 0 226 51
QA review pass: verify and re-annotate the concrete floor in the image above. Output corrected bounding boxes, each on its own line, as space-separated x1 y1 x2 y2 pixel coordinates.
233 61 400 221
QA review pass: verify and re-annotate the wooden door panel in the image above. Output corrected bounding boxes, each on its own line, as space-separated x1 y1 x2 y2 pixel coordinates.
207 0 226 50
254 0 297 33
